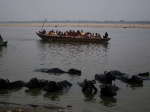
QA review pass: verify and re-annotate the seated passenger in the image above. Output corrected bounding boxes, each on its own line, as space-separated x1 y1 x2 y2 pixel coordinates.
77 30 81 36
95 33 98 38
88 33 91 38
68 30 72 36
56 30 58 35
84 33 88 38
97 33 101 38
64 31 68 36
72 30 75 36
92 33 95 38
0 35 3 42
91 33 95 38
48 31 52 35
42 29 46 34
80 30 85 36
103 32 108 38
58 31 61 35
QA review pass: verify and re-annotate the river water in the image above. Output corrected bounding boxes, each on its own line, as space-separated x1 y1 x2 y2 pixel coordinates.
0 26 150 112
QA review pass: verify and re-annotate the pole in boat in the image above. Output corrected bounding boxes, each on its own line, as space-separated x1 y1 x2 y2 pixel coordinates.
41 19 46 32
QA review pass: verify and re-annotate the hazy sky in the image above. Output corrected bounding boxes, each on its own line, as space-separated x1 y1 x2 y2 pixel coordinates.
0 0 150 21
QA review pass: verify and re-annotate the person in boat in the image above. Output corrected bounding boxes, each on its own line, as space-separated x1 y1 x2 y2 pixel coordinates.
51 30 56 35
96 33 101 38
84 33 89 38
95 33 98 38
57 31 61 36
60 32 64 36
48 31 52 35
77 30 81 36
88 33 91 38
91 33 95 38
72 30 75 36
76 30 82 38
39 29 46 34
56 30 58 35
103 32 108 38
0 35 3 42
80 30 85 36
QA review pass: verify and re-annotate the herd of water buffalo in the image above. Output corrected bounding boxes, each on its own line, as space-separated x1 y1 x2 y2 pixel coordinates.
0 68 149 97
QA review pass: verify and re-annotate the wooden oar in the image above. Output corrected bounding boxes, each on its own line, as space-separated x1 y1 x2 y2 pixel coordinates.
8 43 17 49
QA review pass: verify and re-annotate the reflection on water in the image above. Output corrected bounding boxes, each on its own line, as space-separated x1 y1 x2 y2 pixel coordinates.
43 91 65 101
37 40 109 52
25 88 43 96
36 40 110 69
0 87 22 98
126 83 143 90
99 96 117 107
0 46 7 58
83 91 97 102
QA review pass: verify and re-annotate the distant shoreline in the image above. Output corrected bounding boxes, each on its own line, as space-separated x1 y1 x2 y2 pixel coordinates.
0 23 150 28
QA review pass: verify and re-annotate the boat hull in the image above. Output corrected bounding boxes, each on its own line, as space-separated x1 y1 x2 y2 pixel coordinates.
36 32 111 43
0 41 7 46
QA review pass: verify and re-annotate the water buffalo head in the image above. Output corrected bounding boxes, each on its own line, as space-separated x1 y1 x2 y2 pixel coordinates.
82 79 97 92
68 68 81 75
43 81 62 92
138 72 149 76
105 71 116 81
0 78 9 89
25 78 41 88
129 75 143 83
100 85 117 96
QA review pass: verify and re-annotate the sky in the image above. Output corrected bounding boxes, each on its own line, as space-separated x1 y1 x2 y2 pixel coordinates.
0 0 150 22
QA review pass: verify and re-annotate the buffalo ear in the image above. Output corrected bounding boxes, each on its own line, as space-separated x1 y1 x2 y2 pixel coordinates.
100 85 104 89
104 71 107 74
84 79 87 84
92 80 96 84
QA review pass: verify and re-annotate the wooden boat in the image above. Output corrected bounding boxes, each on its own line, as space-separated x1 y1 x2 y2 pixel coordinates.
0 41 7 46
36 32 111 43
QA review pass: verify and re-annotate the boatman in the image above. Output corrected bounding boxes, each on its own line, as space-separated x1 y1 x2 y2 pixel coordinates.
0 35 3 42
103 32 108 38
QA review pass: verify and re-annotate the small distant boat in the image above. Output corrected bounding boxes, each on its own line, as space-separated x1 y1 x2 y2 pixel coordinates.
0 41 7 46
36 32 111 43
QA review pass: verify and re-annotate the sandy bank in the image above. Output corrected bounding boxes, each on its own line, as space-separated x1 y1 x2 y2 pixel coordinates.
0 23 150 28
0 102 74 112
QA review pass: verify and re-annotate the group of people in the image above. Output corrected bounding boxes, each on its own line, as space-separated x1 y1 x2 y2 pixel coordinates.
39 29 108 39
0 35 3 42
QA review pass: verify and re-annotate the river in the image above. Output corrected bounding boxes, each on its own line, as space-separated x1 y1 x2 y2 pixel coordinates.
0 26 150 112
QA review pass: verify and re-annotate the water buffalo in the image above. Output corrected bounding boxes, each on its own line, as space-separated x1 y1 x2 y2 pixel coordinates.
126 83 143 89
111 70 143 83
100 84 118 96
77 79 97 93
0 78 9 89
138 72 149 76
35 68 81 75
25 78 49 88
0 78 26 89
43 80 72 92
138 72 150 80
95 71 116 84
